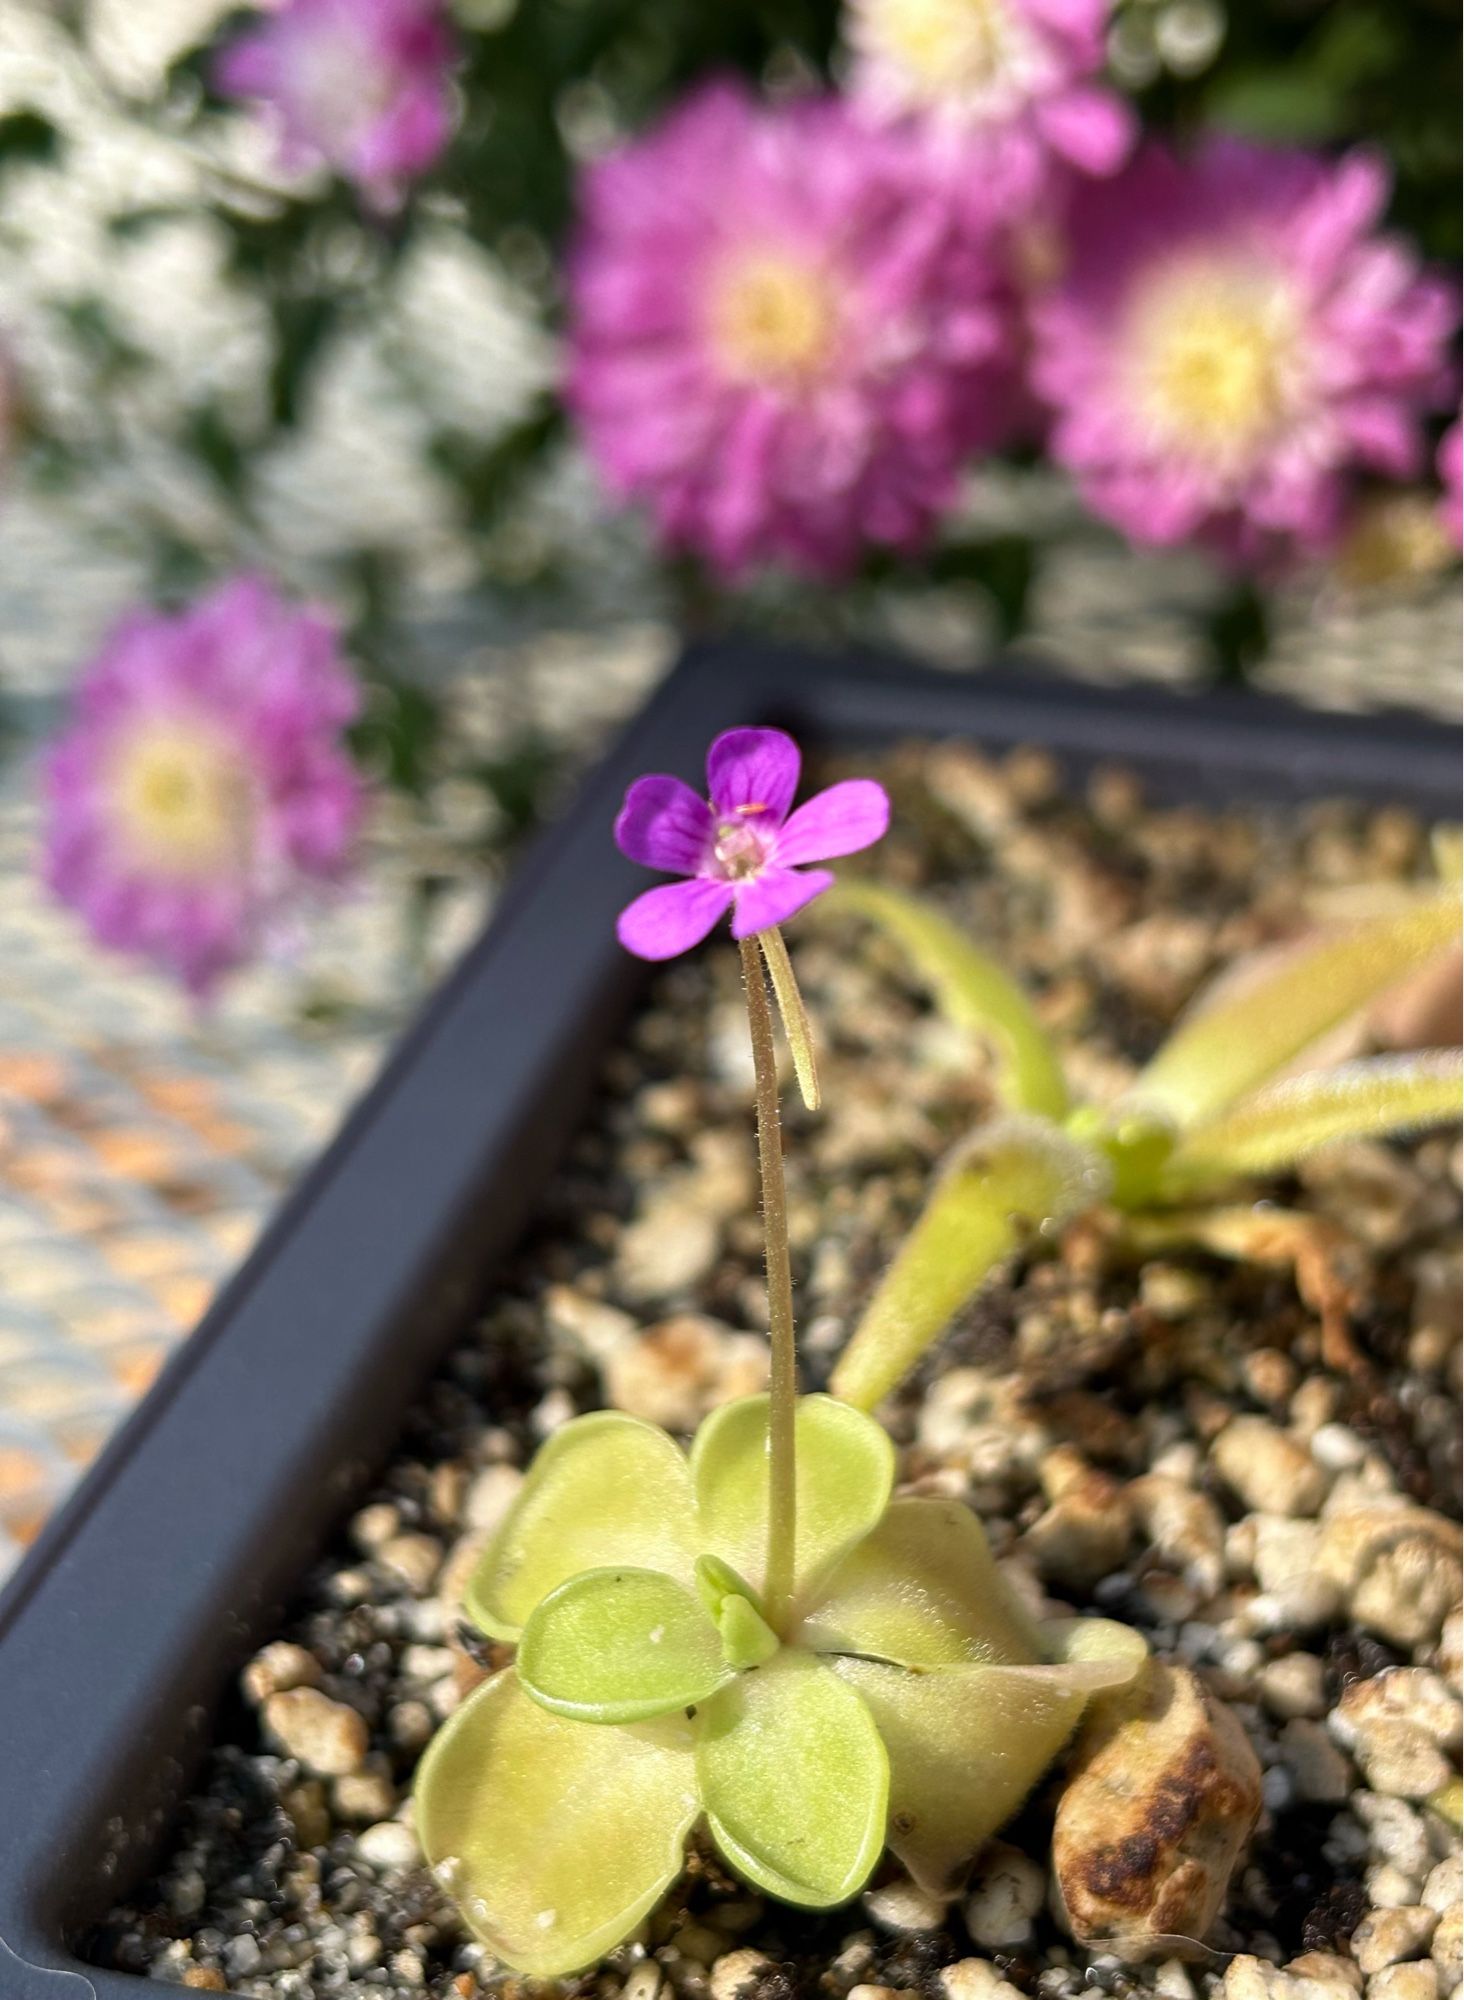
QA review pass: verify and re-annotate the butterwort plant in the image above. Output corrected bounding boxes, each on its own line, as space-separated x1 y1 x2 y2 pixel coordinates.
415 729 1147 1977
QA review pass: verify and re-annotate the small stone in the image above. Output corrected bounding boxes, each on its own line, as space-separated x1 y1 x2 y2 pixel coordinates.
942 1961 1027 2000
1213 1417 1329 1517
1334 1676 1457 1800
240 1640 321 1707
1286 1955 1363 1994
351 1501 399 1551
1154 1960 1197 2000
262 1687 369 1776
1129 1475 1225 1597
379 1533 442 1594
1250 1518 1343 1632
1353 1796 1434 1879
1352 1908 1439 1975
181 1972 228 1991
606 1315 767 1430
621 1965 665 2000
1423 1862 1462 1914
545 1284 638 1363
962 1842 1045 1948
281 1779 331 1849
1280 1718 1352 1802
708 1948 774 2000
355 1820 422 1871
463 1462 523 1536
1367 1965 1438 2000
1319 1508 1463 1650
1312 1426 1368 1474
1261 1654 1328 1720
863 1876 949 1931
1224 1953 1354 2000
848 1988 918 2000
1430 1906 1462 1984
333 1768 397 1823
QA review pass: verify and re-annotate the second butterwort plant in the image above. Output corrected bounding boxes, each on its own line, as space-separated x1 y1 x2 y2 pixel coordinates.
415 729 1147 1977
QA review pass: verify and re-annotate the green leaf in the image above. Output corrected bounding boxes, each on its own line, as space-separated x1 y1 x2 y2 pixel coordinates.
415 1670 698 1977
717 1593 781 1670
830 1119 1109 1411
690 1394 895 1603
797 1496 1044 1668
1160 1051 1464 1192
828 1652 1139 1896
696 1650 889 1906
1042 1616 1151 1680
518 1567 730 1723
1129 893 1463 1129
463 1413 700 1641
825 882 1068 1119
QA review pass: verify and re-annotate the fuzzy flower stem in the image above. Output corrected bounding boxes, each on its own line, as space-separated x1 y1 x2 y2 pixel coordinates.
739 934 798 1634
759 925 820 1111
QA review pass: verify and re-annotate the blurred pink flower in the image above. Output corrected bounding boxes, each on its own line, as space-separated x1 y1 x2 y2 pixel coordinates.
215 0 457 210
1030 139 1458 567
565 81 1023 580
43 576 366 997
844 0 1135 209
1439 422 1462 549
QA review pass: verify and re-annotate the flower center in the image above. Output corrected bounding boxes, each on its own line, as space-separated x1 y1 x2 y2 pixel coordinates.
868 0 1012 89
108 718 256 877
708 251 838 387
712 817 771 881
1124 256 1305 472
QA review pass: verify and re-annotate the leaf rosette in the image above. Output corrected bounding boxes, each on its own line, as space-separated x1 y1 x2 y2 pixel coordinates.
416 1392 1146 1976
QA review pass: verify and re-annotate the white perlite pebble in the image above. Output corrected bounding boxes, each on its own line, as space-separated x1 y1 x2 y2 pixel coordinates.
1366 1965 1439 2000
941 1960 1027 2000
1154 1960 1197 2000
707 1949 774 2000
355 1821 421 1871
464 1462 524 1533
1261 1653 1329 1720
863 1877 949 1932
1353 1795 1434 1880
1352 1907 1439 1975
621 1964 665 2000
1280 1719 1352 1802
1423 1862 1463 1914
1224 1952 1358 2000
240 1640 321 1707
963 1842 1045 1948
1371 1864 1429 1910
262 1687 369 1776
378 1533 442 1594
1431 1905 1462 1984
1213 1418 1330 1517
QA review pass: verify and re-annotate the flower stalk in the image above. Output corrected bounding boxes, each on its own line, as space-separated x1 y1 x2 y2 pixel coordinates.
740 933 798 1633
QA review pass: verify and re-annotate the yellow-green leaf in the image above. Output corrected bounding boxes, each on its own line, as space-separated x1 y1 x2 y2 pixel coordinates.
696 1650 889 1905
463 1412 699 1641
1042 1615 1150 1680
797 1496 1044 1668
826 881 1068 1118
830 1119 1109 1411
518 1568 730 1723
414 1670 698 1977
1159 1051 1464 1192
1130 894 1463 1129
690 1394 895 1602
829 1653 1138 1897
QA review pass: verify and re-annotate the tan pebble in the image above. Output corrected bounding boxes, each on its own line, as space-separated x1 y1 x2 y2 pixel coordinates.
240 1640 320 1707
1224 1953 1354 2000
379 1532 442 1594
263 1687 369 1776
848 1989 919 2000
1353 1909 1440 1976
1336 1671 1461 1755
615 1183 723 1303
1424 1863 1462 1914
606 1315 767 1431
1243 1348 1299 1406
1353 1795 1434 1879
1129 1475 1225 1597
1260 1653 1328 1720
1280 1718 1352 1802
281 1779 331 1849
708 1947 775 2000
544 1284 637 1362
1371 1864 1429 1909
1367 1966 1439 2000
355 1820 421 1871
333 1769 397 1822
1352 1722 1453 1801
962 1841 1044 1948
941 1963 1026 2000
621 1965 665 2000
1319 1509 1462 1650
181 1971 228 1990
1213 1417 1329 1517
1431 1906 1462 1984
1434 1610 1462 1695
1154 1960 1197 2000
463 1464 523 1534
863 1876 949 1931
351 1501 399 1551
1024 1450 1133 1592
1285 1955 1363 1994
1250 1518 1342 1631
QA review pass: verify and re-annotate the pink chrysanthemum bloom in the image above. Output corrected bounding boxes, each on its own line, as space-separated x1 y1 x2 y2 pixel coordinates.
1439 422 1462 550
566 82 1022 580
614 727 890 959
844 0 1135 207
1030 139 1458 566
215 0 457 211
43 576 366 997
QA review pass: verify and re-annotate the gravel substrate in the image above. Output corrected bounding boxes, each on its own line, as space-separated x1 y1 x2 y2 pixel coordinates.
91 741 1463 2000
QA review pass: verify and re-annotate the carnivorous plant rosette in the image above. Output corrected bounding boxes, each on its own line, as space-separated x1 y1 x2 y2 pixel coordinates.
415 728 1147 1977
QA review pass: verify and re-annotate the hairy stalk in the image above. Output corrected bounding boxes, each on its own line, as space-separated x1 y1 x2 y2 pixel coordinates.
760 925 821 1110
740 934 798 1633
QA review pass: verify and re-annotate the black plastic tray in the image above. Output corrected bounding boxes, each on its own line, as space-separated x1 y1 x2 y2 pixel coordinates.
0 640 1457 2000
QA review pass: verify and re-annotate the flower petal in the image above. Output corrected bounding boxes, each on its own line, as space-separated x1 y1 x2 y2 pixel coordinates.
415 1670 698 1977
614 774 715 873
690 1393 894 1601
617 878 734 960
519 1567 731 1723
730 866 835 939
798 1496 1045 1667
706 727 801 821
696 1649 888 1904
775 780 891 867
828 1653 1139 1896
463 1412 700 1640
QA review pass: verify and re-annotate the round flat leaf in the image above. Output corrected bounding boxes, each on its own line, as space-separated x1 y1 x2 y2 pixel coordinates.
829 1655 1130 1896
518 1567 730 1722
691 1394 895 1603
798 1496 1045 1667
414 1669 699 1978
696 1649 889 1906
463 1412 699 1640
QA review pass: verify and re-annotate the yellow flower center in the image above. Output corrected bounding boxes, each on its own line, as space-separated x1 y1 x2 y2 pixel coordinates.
1125 257 1304 472
708 251 837 387
109 718 256 877
862 0 1013 93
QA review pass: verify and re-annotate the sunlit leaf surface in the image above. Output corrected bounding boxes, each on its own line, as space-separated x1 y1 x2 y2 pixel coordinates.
1160 1050 1463 1189
696 1650 889 1904
1130 894 1462 1128
414 1671 698 1978
518 1567 730 1722
797 1496 1044 1667
691 1394 894 1600
463 1412 700 1639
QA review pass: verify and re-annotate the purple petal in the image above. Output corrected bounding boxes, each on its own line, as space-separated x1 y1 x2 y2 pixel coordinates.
729 866 835 939
706 727 801 822
615 774 714 873
617 877 733 960
774 780 890 867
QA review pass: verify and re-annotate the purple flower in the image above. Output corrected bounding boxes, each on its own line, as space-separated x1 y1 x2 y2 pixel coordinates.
566 82 1023 580
614 728 890 959
1030 139 1458 568
42 576 366 997
215 0 457 211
